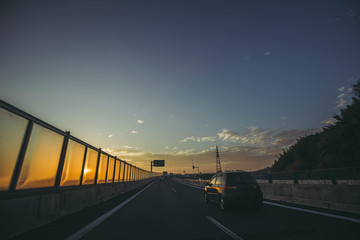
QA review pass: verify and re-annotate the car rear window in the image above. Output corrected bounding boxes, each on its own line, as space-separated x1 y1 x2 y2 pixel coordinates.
226 172 256 185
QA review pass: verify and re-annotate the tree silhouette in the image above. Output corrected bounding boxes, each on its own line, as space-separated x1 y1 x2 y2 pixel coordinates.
272 79 360 171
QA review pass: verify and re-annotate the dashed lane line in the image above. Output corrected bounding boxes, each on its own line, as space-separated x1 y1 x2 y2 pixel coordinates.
206 216 244 240
65 182 154 240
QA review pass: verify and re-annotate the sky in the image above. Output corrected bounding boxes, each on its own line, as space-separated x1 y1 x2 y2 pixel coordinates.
1 0 360 174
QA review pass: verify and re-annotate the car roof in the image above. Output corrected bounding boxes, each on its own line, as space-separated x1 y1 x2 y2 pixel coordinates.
216 170 247 175
210 171 250 179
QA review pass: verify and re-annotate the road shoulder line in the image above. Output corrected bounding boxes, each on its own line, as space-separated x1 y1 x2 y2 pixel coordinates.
65 182 154 240
264 201 360 224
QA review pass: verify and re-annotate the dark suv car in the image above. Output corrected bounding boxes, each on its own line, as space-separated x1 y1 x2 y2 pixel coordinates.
204 171 263 210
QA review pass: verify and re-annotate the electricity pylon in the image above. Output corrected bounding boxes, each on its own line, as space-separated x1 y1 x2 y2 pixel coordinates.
216 145 222 173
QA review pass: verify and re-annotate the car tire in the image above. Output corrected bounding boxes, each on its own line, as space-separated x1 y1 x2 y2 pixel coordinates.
204 192 209 203
220 197 226 211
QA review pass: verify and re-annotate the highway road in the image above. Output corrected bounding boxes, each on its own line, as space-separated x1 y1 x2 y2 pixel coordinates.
12 178 360 240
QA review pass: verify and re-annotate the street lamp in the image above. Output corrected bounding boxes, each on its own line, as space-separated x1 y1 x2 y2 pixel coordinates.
192 159 199 179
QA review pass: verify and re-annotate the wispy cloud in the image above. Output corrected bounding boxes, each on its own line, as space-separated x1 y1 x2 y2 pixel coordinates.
173 149 194 155
338 86 345 92
217 127 277 146
217 129 241 142
180 136 195 143
200 136 217 142
321 117 336 126
335 90 346 109
137 120 144 124
122 145 139 149
108 134 114 138
180 127 319 157
101 126 321 173
335 85 352 109
180 136 216 143
131 130 138 134
217 127 319 150
102 147 146 157
264 51 271 56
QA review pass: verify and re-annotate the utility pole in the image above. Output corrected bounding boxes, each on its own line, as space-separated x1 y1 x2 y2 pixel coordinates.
216 145 222 173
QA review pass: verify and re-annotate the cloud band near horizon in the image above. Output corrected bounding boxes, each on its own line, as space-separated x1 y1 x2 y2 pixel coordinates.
103 126 321 173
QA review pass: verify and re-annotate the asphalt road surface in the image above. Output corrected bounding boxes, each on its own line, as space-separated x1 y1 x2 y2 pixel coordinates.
12 178 360 240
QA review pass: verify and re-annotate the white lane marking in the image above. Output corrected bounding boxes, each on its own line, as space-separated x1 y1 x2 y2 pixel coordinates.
264 201 360 224
65 182 154 240
170 187 177 193
206 216 244 240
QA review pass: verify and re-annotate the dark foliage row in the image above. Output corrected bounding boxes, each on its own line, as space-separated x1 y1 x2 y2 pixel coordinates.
271 80 360 172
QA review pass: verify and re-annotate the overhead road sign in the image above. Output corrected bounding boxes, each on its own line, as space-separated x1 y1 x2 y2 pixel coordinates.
153 160 165 167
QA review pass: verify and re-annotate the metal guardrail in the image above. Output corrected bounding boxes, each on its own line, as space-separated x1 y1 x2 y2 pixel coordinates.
0 99 160 193
176 167 360 185
252 167 360 185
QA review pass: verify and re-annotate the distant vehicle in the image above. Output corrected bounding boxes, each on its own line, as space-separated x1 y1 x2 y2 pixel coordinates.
163 171 168 178
169 172 173 177
204 171 263 211
159 175 164 180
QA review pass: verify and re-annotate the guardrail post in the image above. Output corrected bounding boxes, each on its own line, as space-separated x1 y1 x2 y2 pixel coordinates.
112 157 117 183
94 148 101 184
104 155 109 183
129 165 132 182
293 172 298 184
122 161 126 182
126 164 130 181
268 173 272 183
79 146 88 185
331 170 337 185
9 120 34 191
55 131 70 188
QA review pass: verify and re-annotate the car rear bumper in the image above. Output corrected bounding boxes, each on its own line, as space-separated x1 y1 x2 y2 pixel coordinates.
223 194 263 207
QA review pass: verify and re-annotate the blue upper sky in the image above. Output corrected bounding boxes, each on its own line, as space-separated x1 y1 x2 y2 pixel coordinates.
1 0 360 173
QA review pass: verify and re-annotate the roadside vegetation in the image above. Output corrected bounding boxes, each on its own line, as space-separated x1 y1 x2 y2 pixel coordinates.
271 80 360 172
